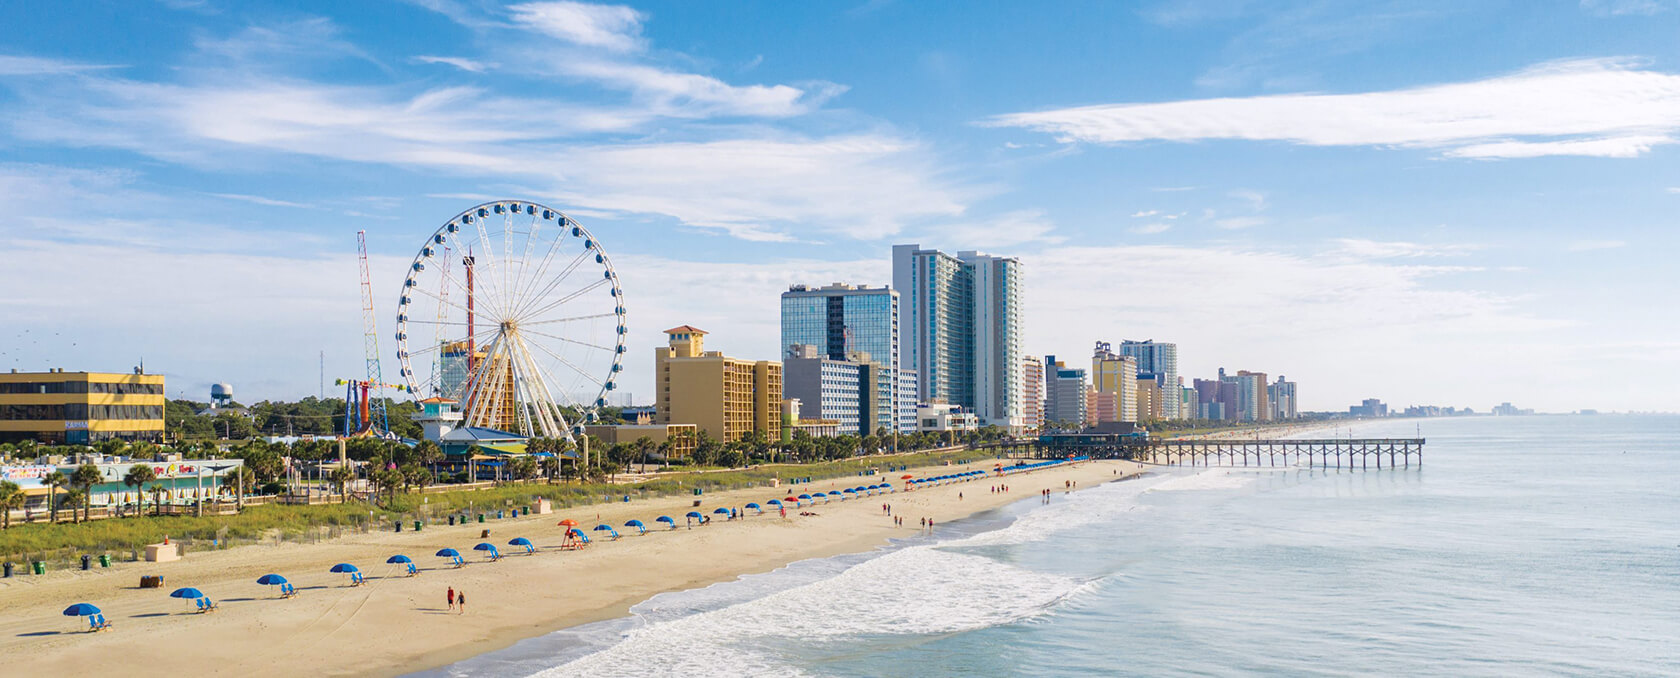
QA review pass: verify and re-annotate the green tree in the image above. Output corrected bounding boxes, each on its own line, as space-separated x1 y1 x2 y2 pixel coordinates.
60 487 86 523
71 463 102 522
124 464 157 516
330 466 354 503
41 470 66 523
633 436 654 473
0 481 22 529
510 456 539 481
149 483 166 516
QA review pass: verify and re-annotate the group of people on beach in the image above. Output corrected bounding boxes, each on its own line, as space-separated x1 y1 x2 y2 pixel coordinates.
446 587 467 614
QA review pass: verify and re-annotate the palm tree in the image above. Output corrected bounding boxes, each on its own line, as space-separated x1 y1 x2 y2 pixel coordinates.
71 463 101 522
330 466 353 503
633 436 653 473
150 483 166 516
0 481 22 529
123 465 156 516
41 470 66 523
60 488 86 523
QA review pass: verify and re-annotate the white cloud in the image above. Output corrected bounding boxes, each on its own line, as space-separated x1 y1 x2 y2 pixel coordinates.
508 1 647 53
1580 0 1676 16
1566 239 1627 251
414 55 493 73
1229 188 1267 210
0 55 120 76
986 58 1680 159
917 210 1062 248
1334 239 1479 258
1131 223 1172 234
1665 187 1680 194
206 192 312 208
1214 216 1267 229
1445 135 1674 159
1130 210 1159 218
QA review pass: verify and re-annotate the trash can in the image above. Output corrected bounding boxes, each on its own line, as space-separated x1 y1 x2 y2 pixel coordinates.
622 495 629 503
81 555 91 571
692 488 703 496
3 562 13 578
496 510 504 519
524 505 531 514
448 515 456 526
395 522 403 532
413 520 422 531
99 555 111 568
477 514 485 523
32 561 46 575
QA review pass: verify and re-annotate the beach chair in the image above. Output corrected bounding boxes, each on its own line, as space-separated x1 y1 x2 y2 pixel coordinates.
91 614 111 631
195 599 208 613
406 563 419 577
451 556 465 568
281 583 297 598
352 572 365 586
204 599 219 612
88 616 101 632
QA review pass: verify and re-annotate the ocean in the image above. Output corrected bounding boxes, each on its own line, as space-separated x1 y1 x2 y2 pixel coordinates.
423 415 1680 677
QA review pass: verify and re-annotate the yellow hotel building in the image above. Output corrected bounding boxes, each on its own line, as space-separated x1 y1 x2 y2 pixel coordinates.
654 326 781 443
0 369 166 444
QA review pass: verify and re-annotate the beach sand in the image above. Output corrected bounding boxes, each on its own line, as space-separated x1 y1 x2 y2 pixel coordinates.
0 457 1143 677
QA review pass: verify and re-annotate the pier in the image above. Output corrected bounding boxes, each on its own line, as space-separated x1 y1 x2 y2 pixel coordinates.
979 435 1425 469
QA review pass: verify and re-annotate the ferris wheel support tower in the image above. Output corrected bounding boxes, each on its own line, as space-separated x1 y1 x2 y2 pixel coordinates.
357 230 391 437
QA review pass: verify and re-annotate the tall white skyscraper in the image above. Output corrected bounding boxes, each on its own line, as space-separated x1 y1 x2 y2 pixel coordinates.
892 244 1024 431
1119 340 1180 419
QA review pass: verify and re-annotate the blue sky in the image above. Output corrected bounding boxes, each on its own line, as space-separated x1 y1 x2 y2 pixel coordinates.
2 0 1677 413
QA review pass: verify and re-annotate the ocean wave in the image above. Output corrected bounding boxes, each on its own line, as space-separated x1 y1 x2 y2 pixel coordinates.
537 543 1087 677
1143 469 1257 493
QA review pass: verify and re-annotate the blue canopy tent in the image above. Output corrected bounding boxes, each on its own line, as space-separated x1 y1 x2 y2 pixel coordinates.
624 519 646 535
655 515 677 529
745 502 763 514
508 537 535 554
592 524 621 539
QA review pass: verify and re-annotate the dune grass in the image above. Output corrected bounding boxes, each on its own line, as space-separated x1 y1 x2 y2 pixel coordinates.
1 448 995 564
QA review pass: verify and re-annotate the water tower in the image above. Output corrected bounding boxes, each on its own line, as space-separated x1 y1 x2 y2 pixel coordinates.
211 383 234 408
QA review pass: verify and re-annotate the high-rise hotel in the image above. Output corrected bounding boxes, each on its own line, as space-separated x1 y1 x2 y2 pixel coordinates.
892 245 1023 431
780 283 917 433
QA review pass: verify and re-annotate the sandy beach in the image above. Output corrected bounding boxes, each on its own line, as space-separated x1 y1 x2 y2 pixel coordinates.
0 457 1143 677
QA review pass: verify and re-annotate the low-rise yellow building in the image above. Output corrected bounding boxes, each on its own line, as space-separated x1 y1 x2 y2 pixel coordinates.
583 423 698 459
0 369 166 444
654 326 782 442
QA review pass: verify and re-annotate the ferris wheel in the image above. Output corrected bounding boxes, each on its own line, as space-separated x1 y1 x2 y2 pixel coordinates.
394 200 626 439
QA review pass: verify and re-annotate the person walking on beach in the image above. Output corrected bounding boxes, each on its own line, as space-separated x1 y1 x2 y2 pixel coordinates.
447 586 455 611
456 591 466 614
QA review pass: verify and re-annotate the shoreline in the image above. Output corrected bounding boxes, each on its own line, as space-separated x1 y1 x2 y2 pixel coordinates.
0 456 1144 677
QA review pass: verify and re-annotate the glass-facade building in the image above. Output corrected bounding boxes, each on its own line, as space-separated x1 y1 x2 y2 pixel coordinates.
781 284 915 433
1118 340 1179 419
892 245 1023 431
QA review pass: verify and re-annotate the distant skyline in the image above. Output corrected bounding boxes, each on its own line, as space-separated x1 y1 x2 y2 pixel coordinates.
3 1 1678 413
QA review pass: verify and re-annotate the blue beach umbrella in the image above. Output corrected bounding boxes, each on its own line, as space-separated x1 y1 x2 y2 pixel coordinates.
508 537 533 546
472 542 497 552
685 511 703 519
745 502 761 512
256 574 288 586
797 493 812 500
62 603 101 617
624 519 645 528
386 555 413 564
593 524 615 531
656 515 675 525
767 499 783 506
329 563 359 574
435 548 460 558
169 587 204 599
712 507 731 514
